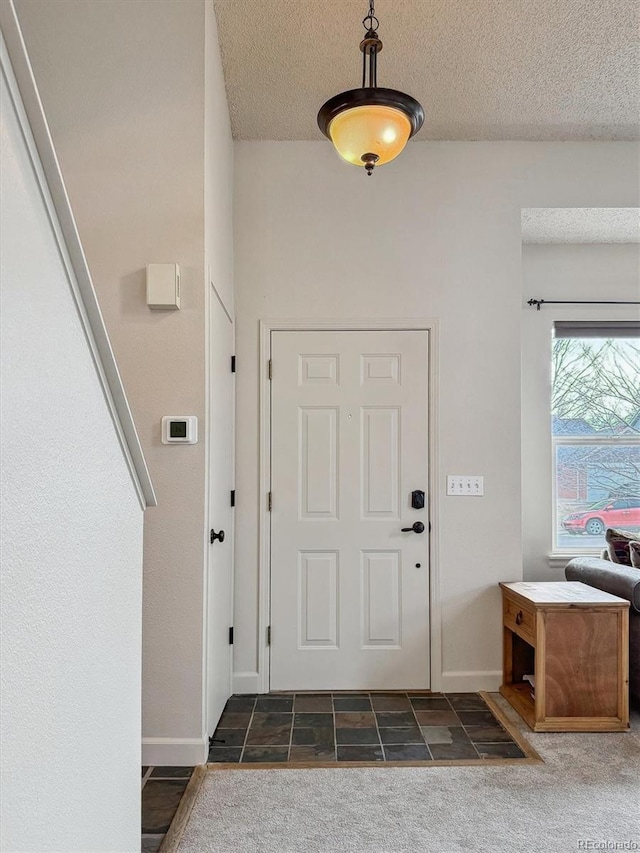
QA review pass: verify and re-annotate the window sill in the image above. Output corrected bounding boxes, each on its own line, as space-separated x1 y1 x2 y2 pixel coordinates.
548 552 600 570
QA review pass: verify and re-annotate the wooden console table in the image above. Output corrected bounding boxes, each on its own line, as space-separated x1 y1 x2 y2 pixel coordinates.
499 581 629 732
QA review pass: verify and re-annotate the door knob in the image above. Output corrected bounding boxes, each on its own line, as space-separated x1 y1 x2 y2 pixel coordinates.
401 521 425 534
210 528 225 544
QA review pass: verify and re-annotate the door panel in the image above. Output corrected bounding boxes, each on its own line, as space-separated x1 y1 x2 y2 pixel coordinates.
206 291 234 734
362 407 400 517
299 408 338 518
270 330 430 691
362 551 401 647
299 551 339 647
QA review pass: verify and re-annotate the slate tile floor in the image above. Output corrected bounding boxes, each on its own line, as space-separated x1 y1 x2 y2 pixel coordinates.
142 766 194 853
208 692 525 764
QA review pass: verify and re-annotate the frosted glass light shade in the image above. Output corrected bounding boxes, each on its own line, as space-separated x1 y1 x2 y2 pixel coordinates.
329 105 412 167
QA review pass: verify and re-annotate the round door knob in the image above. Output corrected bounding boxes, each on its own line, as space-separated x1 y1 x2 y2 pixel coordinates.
401 521 425 534
210 528 225 544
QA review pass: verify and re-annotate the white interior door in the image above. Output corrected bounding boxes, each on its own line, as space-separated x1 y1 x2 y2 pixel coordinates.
270 330 430 691
206 289 234 733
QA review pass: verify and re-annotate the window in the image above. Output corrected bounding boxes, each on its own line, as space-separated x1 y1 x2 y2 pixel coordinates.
552 321 640 552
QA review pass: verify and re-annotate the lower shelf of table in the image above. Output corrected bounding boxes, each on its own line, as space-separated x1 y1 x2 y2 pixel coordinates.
500 683 629 732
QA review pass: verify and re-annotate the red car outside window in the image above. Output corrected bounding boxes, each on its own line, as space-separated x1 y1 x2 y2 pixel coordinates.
562 498 640 536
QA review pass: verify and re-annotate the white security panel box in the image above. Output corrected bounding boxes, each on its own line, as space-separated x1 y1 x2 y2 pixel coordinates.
147 263 181 309
162 416 198 444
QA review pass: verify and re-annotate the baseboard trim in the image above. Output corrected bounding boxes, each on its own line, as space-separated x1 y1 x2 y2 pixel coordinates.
233 671 261 694
230 670 501 695
142 737 208 767
440 670 502 692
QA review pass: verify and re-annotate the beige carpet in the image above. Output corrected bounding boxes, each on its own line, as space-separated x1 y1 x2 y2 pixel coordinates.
177 696 640 853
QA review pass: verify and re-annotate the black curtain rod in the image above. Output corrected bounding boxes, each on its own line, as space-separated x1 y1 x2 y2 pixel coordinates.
527 299 640 311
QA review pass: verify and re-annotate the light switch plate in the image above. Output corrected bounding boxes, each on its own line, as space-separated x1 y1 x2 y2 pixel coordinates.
447 475 484 496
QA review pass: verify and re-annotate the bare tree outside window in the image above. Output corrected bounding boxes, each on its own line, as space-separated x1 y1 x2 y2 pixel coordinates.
552 339 640 434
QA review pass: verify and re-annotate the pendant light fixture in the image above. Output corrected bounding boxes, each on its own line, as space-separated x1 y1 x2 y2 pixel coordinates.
317 0 424 176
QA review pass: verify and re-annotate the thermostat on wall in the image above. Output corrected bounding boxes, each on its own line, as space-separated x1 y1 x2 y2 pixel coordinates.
162 416 198 444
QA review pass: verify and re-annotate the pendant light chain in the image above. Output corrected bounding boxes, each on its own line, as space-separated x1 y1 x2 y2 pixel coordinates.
361 0 381 88
363 0 379 34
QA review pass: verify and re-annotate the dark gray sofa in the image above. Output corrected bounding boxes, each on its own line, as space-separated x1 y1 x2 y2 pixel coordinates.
565 557 640 709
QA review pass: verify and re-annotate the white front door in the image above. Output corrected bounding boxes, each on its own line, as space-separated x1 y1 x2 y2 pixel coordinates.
270 330 430 691
206 289 234 733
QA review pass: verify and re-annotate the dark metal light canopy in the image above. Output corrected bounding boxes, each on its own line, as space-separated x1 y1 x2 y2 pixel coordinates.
317 0 424 175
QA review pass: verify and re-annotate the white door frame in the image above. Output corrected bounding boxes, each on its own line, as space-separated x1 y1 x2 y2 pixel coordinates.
257 318 441 694
203 276 235 741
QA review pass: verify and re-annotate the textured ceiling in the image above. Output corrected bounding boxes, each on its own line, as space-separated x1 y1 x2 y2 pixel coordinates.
521 208 640 243
213 0 640 141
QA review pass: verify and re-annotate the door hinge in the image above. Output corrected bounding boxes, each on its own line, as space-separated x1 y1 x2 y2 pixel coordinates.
268 359 272 380
267 626 271 646
268 491 272 512
230 489 236 507
229 626 234 645
231 355 236 373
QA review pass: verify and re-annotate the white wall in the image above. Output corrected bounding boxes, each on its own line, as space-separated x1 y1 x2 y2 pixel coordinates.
522 243 640 581
233 140 639 692
15 0 234 763
1 62 143 852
